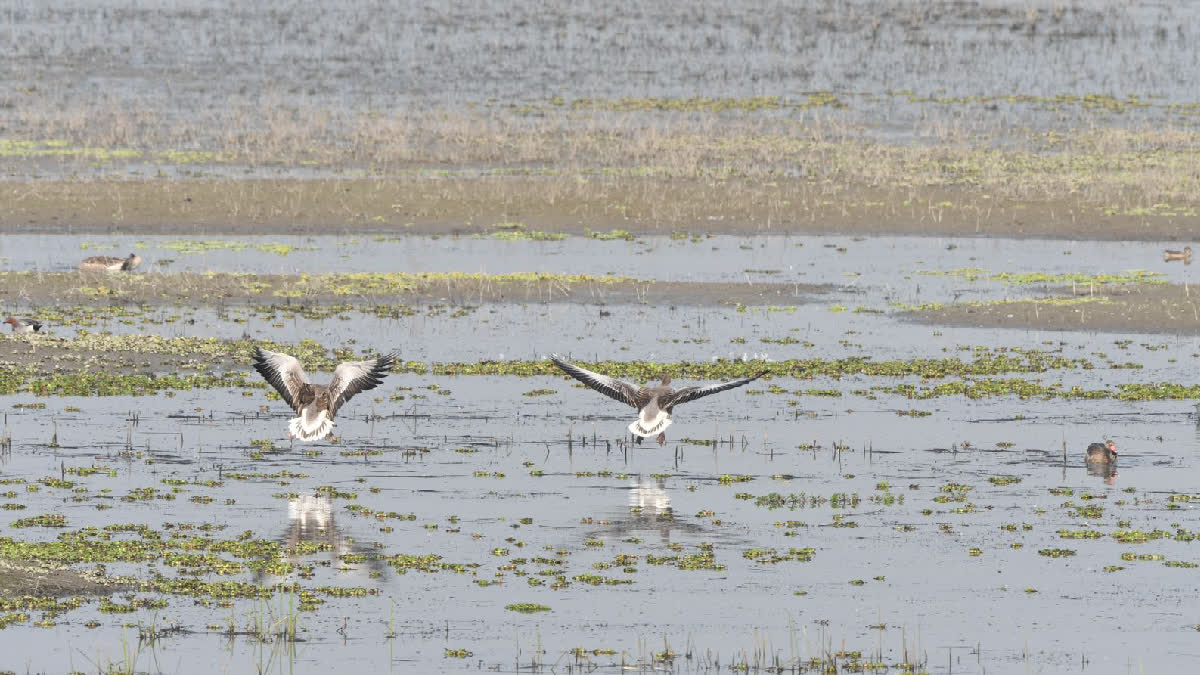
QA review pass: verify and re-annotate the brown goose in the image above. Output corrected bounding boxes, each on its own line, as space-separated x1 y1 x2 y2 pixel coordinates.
78 253 142 272
1085 440 1117 464
4 317 42 334
252 347 396 441
550 355 766 446
1164 247 1192 263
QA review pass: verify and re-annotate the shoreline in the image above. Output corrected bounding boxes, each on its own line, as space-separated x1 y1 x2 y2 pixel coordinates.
0 178 1196 241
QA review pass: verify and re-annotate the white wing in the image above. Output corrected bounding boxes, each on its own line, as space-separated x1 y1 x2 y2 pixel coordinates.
252 347 310 411
328 353 396 415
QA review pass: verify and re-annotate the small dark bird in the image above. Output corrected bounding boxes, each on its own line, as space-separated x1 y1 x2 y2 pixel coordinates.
4 317 42 334
1085 440 1117 464
252 347 396 441
550 355 766 446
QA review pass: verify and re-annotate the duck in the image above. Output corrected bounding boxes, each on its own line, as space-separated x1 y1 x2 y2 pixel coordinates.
78 253 142 272
1085 440 1117 464
3 317 42 334
1164 247 1192 263
549 355 766 446
251 346 396 441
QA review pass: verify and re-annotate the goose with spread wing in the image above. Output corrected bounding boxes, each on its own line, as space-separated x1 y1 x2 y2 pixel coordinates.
252 347 396 441
550 355 766 446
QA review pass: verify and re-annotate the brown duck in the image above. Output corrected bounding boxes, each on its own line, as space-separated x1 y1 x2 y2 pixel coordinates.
1164 247 1192 263
1085 440 1117 464
252 347 396 441
550 355 766 446
78 253 142 272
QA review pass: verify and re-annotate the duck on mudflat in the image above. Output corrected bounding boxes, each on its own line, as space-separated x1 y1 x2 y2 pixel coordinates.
78 253 141 271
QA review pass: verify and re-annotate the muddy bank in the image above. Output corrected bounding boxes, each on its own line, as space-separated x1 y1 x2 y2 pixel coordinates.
0 270 824 307
0 179 1197 241
910 284 1200 334
0 559 126 597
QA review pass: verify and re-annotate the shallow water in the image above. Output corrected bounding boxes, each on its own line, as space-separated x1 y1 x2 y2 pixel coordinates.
0 376 1197 674
0 230 1199 673
3 232 1195 296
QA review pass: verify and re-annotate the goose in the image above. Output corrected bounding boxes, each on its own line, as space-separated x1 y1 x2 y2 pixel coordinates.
78 253 141 272
549 355 766 446
1164 247 1192 262
4 317 42 334
1085 440 1117 464
252 347 396 441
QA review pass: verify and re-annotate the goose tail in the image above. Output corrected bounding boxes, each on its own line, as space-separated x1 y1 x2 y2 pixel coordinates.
288 410 334 441
629 413 672 438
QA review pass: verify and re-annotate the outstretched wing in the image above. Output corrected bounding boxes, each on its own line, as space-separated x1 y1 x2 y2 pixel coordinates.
660 371 767 410
328 353 396 416
550 355 642 408
252 347 311 412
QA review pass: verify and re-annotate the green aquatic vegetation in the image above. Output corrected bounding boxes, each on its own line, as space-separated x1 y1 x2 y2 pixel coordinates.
11 514 67 528
432 350 1090 380
158 240 316 256
1070 504 1104 519
504 603 551 613
1121 552 1165 561
1038 548 1076 558
919 267 1166 286
1112 529 1171 544
988 476 1022 486
572 573 633 586
586 229 636 241
742 547 817 564
1058 529 1104 539
487 228 566 242
521 388 556 397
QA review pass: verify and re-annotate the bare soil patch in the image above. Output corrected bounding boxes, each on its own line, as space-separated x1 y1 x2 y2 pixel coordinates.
910 284 1200 334
1 178 1196 241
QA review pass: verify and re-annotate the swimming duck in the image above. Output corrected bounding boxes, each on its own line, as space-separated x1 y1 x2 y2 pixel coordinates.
252 347 396 441
78 253 142 272
1164 247 1192 263
550 355 766 446
3 317 42 334
1085 440 1117 464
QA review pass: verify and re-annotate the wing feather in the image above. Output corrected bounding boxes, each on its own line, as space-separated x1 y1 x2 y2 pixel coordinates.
659 371 767 409
328 353 396 416
252 347 310 412
550 355 641 408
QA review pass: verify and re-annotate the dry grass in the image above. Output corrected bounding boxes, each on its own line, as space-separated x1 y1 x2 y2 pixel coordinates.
4 99 1200 236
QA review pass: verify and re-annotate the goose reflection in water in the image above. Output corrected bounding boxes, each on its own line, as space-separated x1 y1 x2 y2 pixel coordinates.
255 495 385 582
588 477 709 545
1086 461 1118 486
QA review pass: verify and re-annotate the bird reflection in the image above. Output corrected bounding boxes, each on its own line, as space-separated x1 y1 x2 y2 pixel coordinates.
590 477 707 545
1086 462 1118 486
255 495 385 582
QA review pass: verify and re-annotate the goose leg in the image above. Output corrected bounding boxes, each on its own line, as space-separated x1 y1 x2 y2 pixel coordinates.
656 432 666 446
634 434 643 446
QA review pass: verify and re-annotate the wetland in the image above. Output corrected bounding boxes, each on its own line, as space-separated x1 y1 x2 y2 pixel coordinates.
3 1 1200 674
